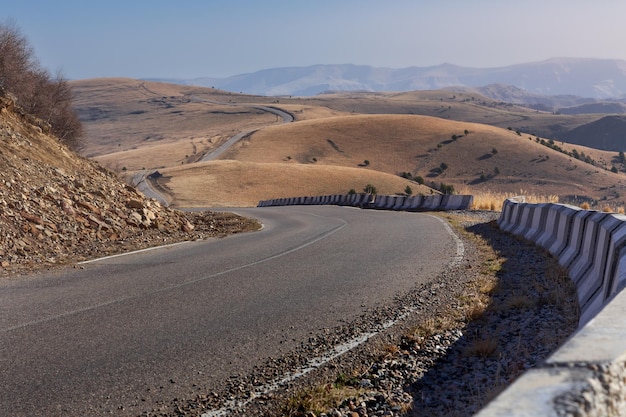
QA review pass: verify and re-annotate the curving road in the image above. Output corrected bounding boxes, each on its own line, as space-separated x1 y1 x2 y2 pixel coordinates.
199 105 293 162
0 206 459 416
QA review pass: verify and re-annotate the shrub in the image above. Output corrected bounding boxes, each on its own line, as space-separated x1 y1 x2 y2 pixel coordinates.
348 189 356 195
405 185 413 196
363 184 377 194
414 175 425 185
0 21 83 149
440 183 455 194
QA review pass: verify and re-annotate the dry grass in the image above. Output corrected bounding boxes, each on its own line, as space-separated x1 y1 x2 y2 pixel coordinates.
281 382 367 417
219 113 626 207
73 79 626 208
157 160 432 207
466 189 560 211
71 78 289 166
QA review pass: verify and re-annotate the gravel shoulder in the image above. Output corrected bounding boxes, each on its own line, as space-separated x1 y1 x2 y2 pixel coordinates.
162 210 579 417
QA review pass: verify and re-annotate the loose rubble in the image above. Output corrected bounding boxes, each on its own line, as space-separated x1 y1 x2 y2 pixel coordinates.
0 92 258 277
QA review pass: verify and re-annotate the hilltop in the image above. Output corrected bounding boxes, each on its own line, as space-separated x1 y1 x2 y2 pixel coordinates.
0 92 258 276
153 58 626 99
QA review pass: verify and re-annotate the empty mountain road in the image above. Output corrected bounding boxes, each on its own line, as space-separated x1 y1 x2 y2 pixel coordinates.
0 206 459 416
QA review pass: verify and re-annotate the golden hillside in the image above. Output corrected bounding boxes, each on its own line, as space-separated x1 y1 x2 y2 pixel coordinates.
219 113 626 204
71 79 626 209
157 160 433 208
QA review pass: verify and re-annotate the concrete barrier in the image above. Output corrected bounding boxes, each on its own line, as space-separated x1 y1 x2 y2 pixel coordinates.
373 195 389 209
257 193 473 212
477 198 626 417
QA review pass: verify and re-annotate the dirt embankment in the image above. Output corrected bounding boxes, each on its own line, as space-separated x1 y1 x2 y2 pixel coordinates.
0 93 258 277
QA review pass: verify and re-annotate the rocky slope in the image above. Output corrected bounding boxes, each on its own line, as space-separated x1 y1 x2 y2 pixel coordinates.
0 92 258 277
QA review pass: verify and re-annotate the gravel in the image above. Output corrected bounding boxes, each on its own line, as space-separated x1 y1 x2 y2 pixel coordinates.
154 210 579 417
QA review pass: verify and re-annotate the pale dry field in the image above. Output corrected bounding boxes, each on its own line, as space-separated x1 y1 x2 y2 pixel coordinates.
157 160 430 207
72 78 286 168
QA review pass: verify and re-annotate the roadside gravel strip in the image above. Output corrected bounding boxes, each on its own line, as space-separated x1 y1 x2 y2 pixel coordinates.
162 211 579 417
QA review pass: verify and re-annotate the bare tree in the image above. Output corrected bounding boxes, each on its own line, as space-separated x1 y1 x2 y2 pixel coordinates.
0 20 83 148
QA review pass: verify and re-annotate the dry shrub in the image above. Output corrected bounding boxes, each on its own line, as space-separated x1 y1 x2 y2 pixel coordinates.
0 21 83 148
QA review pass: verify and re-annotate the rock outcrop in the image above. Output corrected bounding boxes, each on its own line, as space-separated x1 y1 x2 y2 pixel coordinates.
0 93 257 276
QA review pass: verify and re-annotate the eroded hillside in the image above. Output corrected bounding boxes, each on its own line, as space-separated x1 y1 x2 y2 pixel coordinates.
0 93 258 276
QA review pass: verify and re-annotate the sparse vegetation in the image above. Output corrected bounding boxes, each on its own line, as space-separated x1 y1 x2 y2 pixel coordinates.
0 21 83 148
439 182 455 194
537 138 601 168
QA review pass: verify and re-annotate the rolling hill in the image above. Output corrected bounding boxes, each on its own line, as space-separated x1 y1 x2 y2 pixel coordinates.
70 79 626 209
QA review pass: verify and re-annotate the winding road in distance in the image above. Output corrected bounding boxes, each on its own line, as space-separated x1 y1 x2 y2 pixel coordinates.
0 205 459 416
134 104 294 205
198 105 294 162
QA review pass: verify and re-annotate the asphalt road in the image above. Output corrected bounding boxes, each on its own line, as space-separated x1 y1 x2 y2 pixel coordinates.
0 206 458 416
199 106 293 162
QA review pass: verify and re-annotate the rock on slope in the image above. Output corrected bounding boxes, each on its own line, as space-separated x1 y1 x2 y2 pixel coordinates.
0 92 258 276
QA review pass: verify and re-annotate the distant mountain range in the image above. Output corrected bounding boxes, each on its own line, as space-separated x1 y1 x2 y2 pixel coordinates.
149 58 626 101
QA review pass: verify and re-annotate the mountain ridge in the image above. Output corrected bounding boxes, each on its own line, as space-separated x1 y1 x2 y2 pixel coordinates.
148 58 626 99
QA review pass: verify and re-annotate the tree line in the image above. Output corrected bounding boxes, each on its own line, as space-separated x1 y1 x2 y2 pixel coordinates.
0 20 82 149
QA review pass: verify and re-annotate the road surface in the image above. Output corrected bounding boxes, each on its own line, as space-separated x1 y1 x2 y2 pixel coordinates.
0 206 458 416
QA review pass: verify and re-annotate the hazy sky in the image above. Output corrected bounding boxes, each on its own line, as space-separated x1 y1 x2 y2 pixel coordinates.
3 0 626 80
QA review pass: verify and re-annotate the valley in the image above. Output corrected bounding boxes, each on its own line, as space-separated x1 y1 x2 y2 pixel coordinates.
71 79 626 210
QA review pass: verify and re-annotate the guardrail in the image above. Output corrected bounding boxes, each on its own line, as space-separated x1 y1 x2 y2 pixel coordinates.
257 193 473 211
476 197 626 417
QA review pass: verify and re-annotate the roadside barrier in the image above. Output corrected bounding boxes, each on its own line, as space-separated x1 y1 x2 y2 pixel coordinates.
476 197 626 417
257 193 473 212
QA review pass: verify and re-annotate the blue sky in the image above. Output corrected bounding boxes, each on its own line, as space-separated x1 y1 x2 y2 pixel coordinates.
3 0 626 80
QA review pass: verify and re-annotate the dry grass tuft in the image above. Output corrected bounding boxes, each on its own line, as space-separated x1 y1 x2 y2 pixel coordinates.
406 315 463 343
467 190 559 212
464 336 499 358
282 383 366 417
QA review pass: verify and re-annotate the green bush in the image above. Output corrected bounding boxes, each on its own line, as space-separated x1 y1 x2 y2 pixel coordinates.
363 184 377 194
